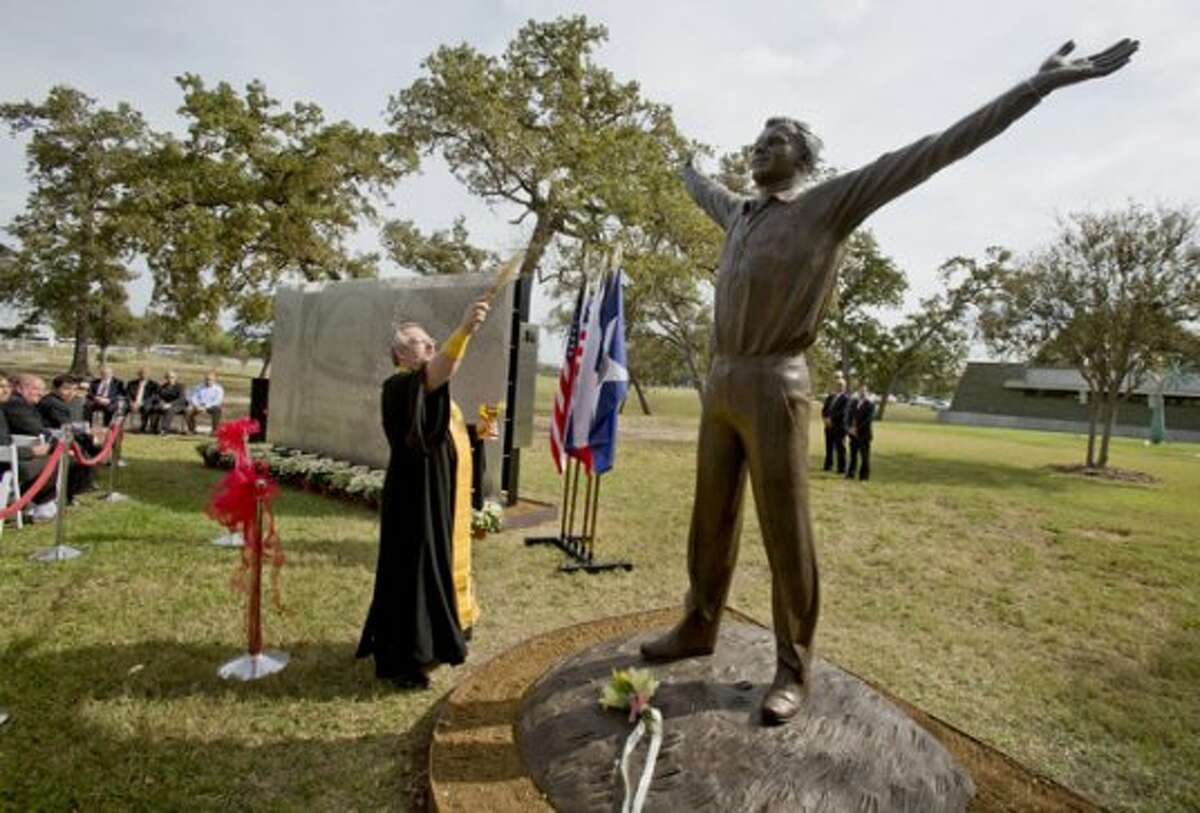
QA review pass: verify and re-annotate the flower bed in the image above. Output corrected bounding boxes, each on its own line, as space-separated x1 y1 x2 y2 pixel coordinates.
198 442 386 509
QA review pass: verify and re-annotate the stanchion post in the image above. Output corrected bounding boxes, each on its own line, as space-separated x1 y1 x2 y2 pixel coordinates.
53 447 67 549
248 494 264 656
104 413 128 502
217 480 287 681
31 442 83 562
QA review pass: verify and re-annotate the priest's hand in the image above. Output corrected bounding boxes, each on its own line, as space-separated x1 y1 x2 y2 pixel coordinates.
460 299 490 335
1029 38 1138 96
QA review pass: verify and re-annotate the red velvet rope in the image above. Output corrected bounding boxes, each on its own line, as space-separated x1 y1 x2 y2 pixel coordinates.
68 423 123 468
0 441 66 520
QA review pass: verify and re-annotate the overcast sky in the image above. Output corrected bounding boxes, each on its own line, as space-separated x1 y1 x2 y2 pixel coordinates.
2 1 1196 361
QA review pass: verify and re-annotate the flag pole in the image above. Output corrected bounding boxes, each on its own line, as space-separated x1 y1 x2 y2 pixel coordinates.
557 460 571 542
566 457 582 550
579 469 594 559
526 258 631 573
587 473 602 563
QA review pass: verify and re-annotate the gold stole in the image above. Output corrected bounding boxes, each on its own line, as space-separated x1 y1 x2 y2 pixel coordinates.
449 400 479 630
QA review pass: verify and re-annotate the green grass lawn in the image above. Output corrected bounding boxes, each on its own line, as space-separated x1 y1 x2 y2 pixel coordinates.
1 375 1197 810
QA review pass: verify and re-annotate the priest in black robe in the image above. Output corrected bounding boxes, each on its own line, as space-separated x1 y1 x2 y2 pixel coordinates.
356 297 491 688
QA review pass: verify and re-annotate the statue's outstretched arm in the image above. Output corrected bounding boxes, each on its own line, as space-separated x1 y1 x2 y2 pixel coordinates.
1029 38 1139 95
680 159 743 232
819 38 1139 236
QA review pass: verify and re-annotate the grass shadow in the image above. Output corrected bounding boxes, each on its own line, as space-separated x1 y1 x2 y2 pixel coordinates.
0 641 445 809
862 452 1069 493
0 639 410 703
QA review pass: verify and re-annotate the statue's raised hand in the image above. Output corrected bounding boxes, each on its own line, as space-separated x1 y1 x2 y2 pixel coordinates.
1030 38 1139 95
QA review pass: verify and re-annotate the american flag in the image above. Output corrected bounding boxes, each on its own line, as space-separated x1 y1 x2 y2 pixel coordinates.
549 279 590 474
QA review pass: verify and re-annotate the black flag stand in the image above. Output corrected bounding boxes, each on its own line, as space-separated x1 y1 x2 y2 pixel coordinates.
524 457 633 573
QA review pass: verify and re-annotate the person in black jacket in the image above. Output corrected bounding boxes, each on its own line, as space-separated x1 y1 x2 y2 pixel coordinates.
86 365 126 427
845 383 876 482
125 367 159 431
6 374 92 500
0 373 58 518
37 375 81 428
144 370 186 434
40 375 104 474
820 376 849 473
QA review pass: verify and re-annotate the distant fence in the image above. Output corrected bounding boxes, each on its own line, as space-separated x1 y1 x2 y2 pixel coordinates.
0 340 255 371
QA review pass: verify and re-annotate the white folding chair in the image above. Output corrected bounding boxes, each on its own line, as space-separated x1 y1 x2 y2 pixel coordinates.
11 435 46 529
0 443 21 532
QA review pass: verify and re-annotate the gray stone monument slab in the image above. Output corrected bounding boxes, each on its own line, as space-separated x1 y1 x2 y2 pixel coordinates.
269 274 517 496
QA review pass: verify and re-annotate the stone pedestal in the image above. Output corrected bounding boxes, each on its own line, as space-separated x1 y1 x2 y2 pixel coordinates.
519 622 974 812
426 608 1099 812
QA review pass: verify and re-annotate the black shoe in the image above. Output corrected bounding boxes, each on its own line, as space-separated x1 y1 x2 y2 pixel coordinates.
388 670 430 690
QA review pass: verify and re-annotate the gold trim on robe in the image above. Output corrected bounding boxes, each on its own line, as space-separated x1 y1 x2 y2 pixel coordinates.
449 400 479 630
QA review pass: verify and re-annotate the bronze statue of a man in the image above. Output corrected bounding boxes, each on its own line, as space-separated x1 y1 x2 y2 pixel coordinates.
642 39 1139 724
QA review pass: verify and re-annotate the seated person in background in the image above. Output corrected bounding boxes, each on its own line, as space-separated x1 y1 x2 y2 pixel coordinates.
3 373 90 501
37 374 79 428
144 371 184 434
125 367 158 431
185 370 224 434
39 374 105 466
145 370 186 434
86 364 126 427
0 373 58 521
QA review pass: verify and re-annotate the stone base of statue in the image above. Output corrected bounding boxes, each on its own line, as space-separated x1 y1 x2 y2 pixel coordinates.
427 609 1098 812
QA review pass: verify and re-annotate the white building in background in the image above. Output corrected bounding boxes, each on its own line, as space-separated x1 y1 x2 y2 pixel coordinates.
0 307 57 346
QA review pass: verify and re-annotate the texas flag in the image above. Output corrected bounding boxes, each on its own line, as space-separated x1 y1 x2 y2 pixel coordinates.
565 269 628 473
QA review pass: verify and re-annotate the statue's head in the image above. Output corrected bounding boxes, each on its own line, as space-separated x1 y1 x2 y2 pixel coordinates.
751 117 821 188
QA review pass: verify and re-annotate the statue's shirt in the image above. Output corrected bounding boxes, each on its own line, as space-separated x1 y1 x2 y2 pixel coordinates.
684 82 1041 359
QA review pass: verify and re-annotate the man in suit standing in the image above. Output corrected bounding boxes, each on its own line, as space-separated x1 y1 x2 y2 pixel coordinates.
845 383 876 482
125 367 158 432
86 365 126 427
821 376 849 473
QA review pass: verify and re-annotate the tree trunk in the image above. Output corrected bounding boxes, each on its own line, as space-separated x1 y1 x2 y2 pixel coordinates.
628 371 652 416
257 349 272 379
1097 395 1119 468
70 308 91 376
1085 393 1099 468
876 391 892 421
877 370 901 421
683 348 704 404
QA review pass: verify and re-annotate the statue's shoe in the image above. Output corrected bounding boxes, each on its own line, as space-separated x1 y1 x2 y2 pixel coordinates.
761 667 807 725
639 620 716 661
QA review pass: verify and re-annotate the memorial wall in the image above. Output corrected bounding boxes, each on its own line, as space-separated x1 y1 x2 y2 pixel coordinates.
268 274 518 496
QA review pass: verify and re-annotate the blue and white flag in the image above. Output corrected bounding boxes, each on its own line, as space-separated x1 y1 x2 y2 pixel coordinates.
586 270 628 473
